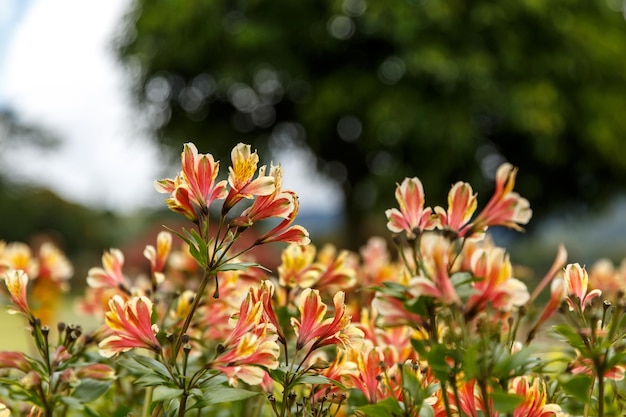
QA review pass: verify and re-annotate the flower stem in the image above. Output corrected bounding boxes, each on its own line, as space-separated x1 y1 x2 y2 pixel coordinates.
142 386 154 417
170 270 210 366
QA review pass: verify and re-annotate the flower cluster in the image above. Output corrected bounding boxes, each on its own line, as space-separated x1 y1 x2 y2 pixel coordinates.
2 142 626 417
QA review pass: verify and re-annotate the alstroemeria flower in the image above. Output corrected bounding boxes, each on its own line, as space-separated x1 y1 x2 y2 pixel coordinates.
3 269 31 317
345 342 386 403
231 164 294 228
0 351 32 373
434 181 478 238
291 288 363 351
0 242 39 277
250 280 285 343
471 163 532 236
588 258 626 300
75 363 116 380
277 244 320 288
211 325 280 386
221 293 265 349
528 277 567 341
223 143 275 211
409 234 461 305
509 376 562 417
313 244 357 291
465 247 529 318
38 242 73 285
144 231 172 280
99 295 162 357
155 177 199 221
569 354 625 381
255 191 310 245
86 249 129 291
155 143 228 221
385 177 437 239
180 142 228 209
563 263 602 312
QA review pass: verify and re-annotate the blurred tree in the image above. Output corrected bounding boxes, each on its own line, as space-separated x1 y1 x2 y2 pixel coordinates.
115 0 626 243
0 109 128 274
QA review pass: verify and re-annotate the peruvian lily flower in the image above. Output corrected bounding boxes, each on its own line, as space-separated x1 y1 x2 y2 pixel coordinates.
255 191 310 245
179 142 228 210
563 263 602 312
99 295 162 357
221 292 265 349
277 244 320 288
569 354 625 381
470 162 532 236
291 288 363 351
313 244 357 291
409 234 461 305
38 242 73 285
0 351 32 373
210 325 280 386
527 277 567 342
345 341 386 403
74 363 116 380
144 231 172 286
86 249 129 292
230 164 294 228
3 269 31 317
433 181 478 238
385 177 437 239
0 242 39 277
154 178 199 221
223 143 275 211
155 143 228 221
509 376 562 417
465 247 529 319
249 280 286 344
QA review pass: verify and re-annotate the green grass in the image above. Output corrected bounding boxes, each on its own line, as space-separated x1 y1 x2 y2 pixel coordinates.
0 299 99 352
0 310 29 350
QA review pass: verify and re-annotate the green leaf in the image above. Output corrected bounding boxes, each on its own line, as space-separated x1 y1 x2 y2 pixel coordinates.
214 261 271 273
131 355 171 378
135 373 171 386
291 374 331 386
401 364 423 403
71 379 112 403
553 324 586 350
492 345 538 379
202 387 261 404
357 398 404 417
267 366 288 384
152 386 184 403
491 390 523 413
559 374 593 403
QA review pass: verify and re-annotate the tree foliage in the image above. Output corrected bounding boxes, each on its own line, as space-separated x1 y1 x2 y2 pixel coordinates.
115 0 626 237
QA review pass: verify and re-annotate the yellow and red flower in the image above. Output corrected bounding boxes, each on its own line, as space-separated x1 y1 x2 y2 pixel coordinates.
509 376 562 417
99 295 162 357
470 163 532 236
155 143 228 221
409 234 461 305
434 181 478 238
223 143 275 211
3 269 31 317
563 263 602 312
465 247 529 318
211 325 280 386
385 177 436 239
291 288 363 351
86 249 129 291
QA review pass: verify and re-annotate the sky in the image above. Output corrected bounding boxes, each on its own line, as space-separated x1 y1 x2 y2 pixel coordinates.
0 0 342 214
